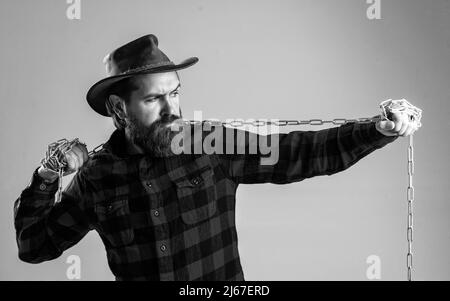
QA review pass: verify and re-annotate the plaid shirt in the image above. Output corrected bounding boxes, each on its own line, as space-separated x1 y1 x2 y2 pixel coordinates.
14 122 397 280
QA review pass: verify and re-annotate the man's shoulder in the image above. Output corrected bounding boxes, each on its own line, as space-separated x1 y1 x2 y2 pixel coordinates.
78 147 117 177
80 130 124 170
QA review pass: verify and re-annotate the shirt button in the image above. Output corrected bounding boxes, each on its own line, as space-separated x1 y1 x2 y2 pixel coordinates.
153 210 160 217
160 244 167 252
146 182 152 188
39 183 47 190
191 177 200 185
107 205 113 212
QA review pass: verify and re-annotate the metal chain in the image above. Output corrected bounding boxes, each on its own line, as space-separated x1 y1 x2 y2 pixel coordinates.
183 116 380 127
41 138 82 204
407 135 414 281
50 102 421 281
85 116 381 158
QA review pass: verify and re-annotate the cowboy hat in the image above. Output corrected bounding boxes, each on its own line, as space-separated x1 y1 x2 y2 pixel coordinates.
86 34 198 116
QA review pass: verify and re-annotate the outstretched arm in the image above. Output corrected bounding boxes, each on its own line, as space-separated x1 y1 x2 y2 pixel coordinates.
217 120 399 184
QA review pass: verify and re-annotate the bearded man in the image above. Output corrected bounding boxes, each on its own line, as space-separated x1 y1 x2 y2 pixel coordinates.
14 34 418 280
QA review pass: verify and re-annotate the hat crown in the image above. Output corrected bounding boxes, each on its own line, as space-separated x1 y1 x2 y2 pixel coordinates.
87 34 198 117
103 34 173 76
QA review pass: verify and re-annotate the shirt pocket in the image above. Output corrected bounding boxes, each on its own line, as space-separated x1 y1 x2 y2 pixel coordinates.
174 166 218 225
94 198 134 247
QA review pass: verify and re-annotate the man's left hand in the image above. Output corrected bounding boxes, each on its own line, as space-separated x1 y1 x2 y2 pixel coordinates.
375 112 419 137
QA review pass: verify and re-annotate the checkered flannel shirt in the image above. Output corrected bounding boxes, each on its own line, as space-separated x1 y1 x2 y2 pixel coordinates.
14 122 397 280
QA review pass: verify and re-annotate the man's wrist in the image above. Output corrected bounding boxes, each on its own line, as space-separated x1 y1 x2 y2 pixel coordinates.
37 166 59 183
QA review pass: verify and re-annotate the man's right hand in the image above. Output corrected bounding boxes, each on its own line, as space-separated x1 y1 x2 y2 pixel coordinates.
38 142 89 183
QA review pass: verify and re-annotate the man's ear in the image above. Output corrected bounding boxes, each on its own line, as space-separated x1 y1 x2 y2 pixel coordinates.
108 95 127 119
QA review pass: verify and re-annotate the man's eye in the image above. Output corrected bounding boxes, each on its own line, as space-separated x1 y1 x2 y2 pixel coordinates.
171 91 180 97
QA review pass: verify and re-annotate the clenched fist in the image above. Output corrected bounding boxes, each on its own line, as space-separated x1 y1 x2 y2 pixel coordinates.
375 111 420 137
38 142 89 183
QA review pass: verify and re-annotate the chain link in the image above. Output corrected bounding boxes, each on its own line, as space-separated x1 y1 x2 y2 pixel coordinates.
407 135 414 281
184 116 381 127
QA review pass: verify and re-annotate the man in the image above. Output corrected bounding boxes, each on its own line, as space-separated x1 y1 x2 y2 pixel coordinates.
14 34 418 281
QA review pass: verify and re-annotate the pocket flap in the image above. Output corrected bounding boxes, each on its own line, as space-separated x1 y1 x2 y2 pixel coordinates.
173 167 214 188
94 198 134 247
173 167 218 225
95 198 128 216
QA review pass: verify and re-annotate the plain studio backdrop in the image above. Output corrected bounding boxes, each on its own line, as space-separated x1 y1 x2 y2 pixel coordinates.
0 0 449 281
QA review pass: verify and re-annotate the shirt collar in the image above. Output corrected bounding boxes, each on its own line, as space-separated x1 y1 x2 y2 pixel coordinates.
102 129 135 159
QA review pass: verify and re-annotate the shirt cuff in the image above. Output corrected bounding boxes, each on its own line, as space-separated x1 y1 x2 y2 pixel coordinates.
361 122 399 148
28 167 59 194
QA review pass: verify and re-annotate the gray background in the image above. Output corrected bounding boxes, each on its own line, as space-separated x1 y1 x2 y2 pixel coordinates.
1 0 449 280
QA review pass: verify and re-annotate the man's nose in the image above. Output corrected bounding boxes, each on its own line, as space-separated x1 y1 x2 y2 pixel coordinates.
160 95 179 116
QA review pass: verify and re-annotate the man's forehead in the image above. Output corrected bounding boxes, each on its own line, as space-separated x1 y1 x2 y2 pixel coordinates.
133 72 180 95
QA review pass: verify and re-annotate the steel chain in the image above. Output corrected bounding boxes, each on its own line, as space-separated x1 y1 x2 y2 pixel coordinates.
407 135 414 281
44 98 422 281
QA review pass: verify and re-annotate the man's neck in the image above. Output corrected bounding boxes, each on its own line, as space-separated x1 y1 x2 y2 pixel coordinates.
124 129 145 155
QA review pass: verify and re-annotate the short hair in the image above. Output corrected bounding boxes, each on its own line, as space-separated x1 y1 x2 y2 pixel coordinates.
105 77 139 130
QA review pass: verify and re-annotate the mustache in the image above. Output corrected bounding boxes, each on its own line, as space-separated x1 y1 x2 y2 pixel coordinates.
158 114 181 125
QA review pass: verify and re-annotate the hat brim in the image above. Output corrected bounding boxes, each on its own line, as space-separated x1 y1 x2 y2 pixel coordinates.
86 57 199 116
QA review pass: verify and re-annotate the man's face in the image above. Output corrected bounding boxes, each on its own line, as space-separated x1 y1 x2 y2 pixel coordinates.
122 71 183 156
127 71 181 126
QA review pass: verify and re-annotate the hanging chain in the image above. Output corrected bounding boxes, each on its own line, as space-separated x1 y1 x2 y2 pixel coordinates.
407 135 414 281
379 99 421 282
41 99 422 281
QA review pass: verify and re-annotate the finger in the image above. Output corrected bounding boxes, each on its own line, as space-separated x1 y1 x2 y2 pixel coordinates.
403 126 414 137
73 143 89 166
399 122 409 136
376 122 398 136
69 147 84 170
62 154 77 176
71 145 85 166
80 144 89 162
391 111 404 122
71 150 82 170
382 131 399 137
73 143 87 156
74 149 83 169
393 119 403 132
390 112 404 132
64 151 77 171
378 120 395 131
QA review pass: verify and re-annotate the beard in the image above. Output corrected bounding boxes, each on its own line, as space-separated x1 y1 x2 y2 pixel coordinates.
125 112 182 157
